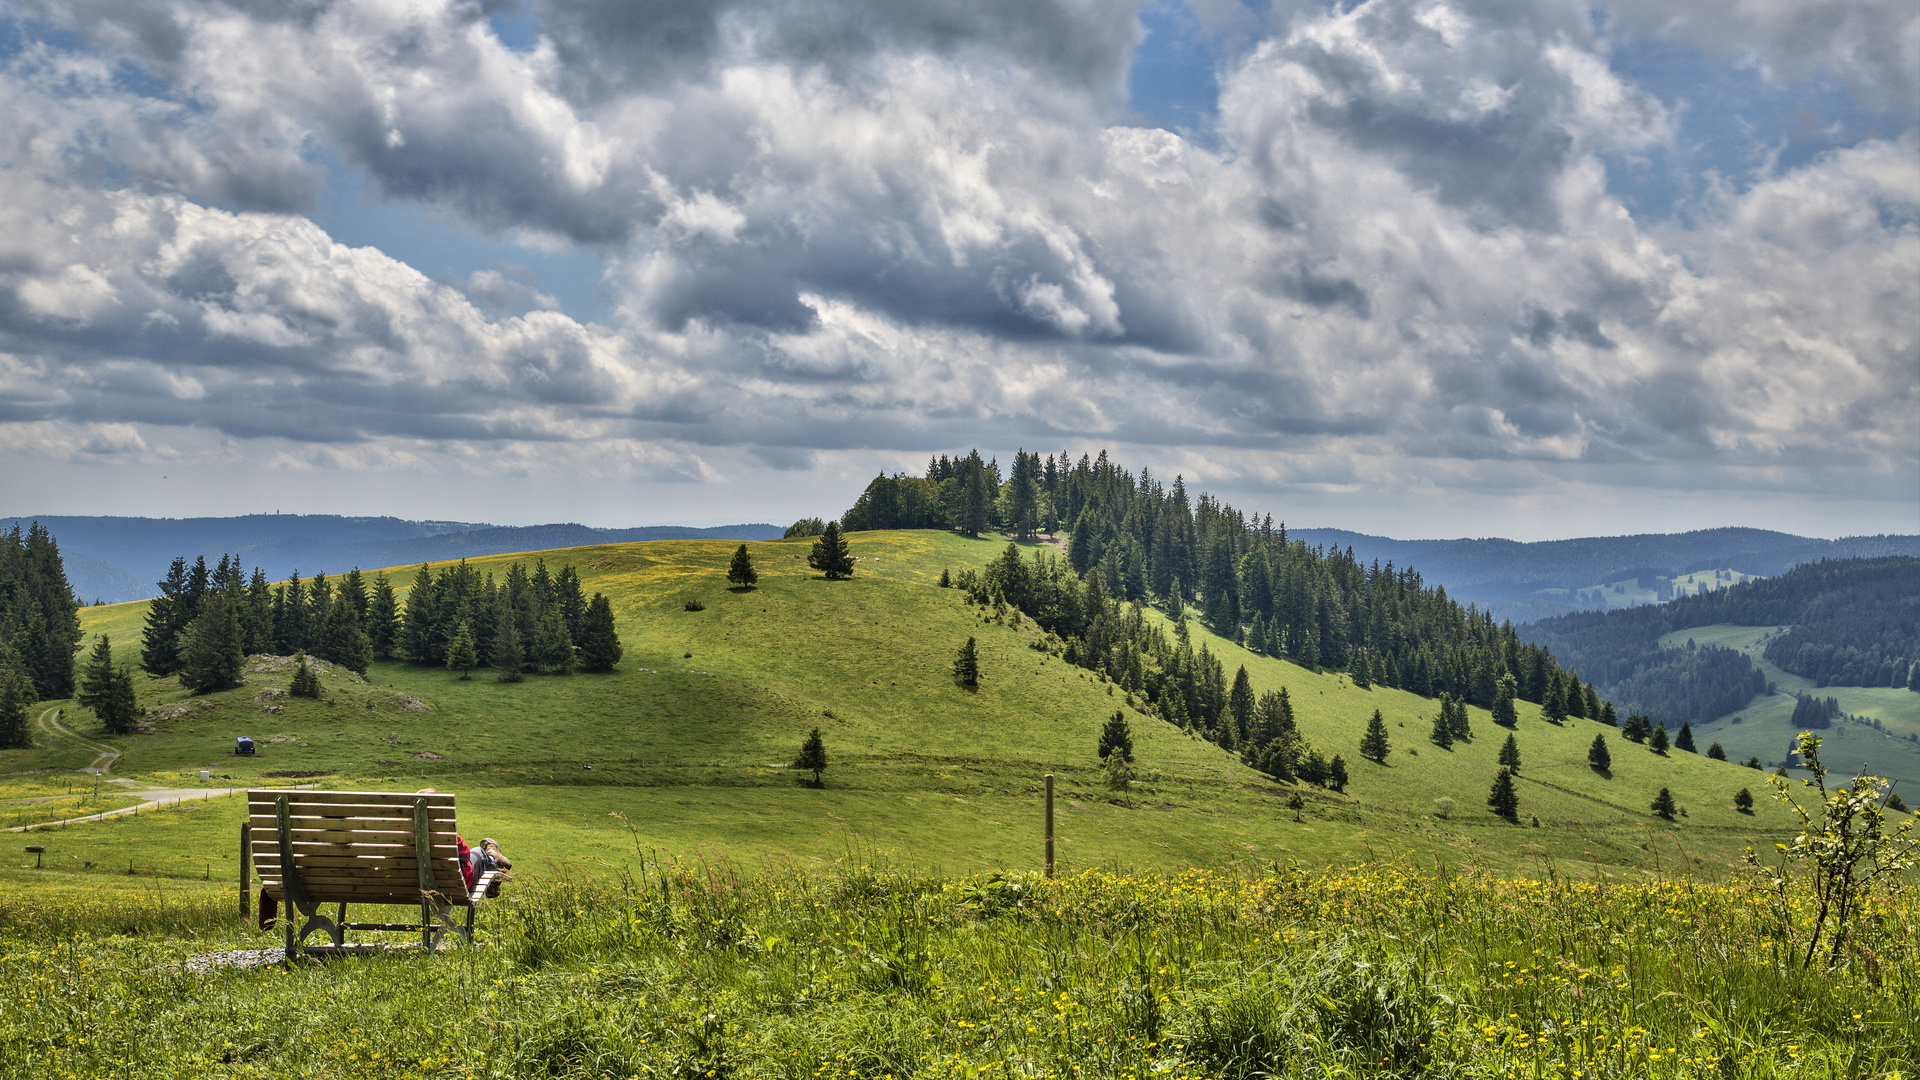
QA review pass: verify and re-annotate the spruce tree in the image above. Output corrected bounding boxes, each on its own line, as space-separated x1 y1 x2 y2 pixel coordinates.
1359 708 1390 763
1733 787 1754 813
178 593 246 694
1707 742 1727 761
794 727 828 787
1564 673 1586 719
938 568 951 588
490 610 525 683
535 608 573 674
1097 709 1134 762
1650 787 1677 820
1598 701 1618 727
76 635 119 717
1650 722 1670 754
808 521 855 580
367 574 400 660
1487 768 1519 820
727 544 759 588
1448 694 1472 742
1583 685 1602 723
1623 713 1652 743
79 634 141 734
1499 732 1522 773
1588 732 1611 772
1674 721 1696 753
446 622 478 680
0 655 30 749
578 594 624 672
952 637 980 689
1429 706 1453 749
1227 666 1254 746
1328 754 1349 792
1491 674 1518 728
289 654 321 699
1542 673 1568 723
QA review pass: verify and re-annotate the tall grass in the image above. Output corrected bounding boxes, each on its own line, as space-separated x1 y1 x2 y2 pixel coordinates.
0 857 1912 1078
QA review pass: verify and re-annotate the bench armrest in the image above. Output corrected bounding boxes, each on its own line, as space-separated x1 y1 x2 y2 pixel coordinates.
468 870 502 906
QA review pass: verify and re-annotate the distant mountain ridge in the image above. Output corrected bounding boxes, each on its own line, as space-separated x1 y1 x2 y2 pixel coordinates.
2 514 784 602
1285 527 1920 623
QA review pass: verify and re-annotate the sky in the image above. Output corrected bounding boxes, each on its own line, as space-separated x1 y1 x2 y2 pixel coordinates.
0 0 1914 540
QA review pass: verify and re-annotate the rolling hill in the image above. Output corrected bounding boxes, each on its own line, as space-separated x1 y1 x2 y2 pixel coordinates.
1 530 1817 889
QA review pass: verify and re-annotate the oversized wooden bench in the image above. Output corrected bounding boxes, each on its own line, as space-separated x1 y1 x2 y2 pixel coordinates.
243 789 500 958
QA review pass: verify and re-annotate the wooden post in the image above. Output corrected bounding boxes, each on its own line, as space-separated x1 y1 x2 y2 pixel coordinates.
1044 773 1055 879
239 822 252 918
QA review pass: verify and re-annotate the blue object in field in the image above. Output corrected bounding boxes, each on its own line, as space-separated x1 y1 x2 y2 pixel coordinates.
236 736 255 756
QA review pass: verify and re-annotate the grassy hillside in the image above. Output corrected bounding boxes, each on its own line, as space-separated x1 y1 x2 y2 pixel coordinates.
4 532 1817 888
1659 623 1920 793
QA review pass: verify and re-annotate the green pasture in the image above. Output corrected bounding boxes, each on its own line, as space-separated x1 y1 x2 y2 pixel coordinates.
1660 624 1920 794
0 533 1822 891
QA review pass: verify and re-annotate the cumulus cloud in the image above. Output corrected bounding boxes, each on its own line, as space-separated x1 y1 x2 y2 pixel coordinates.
0 0 1913 527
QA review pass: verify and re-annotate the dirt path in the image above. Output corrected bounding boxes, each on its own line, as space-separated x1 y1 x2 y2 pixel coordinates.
35 706 122 775
5 785 241 833
11 706 242 832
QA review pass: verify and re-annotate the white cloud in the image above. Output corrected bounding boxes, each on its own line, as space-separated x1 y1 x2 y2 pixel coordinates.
0 0 1912 532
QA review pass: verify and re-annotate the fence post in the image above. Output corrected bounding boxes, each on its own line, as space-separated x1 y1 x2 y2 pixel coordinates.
1044 773 1055 880
239 821 252 918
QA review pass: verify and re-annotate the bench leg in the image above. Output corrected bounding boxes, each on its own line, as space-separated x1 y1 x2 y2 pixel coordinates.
463 903 475 944
336 903 348 946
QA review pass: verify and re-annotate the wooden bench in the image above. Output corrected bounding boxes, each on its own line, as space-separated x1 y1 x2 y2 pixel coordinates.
244 789 501 958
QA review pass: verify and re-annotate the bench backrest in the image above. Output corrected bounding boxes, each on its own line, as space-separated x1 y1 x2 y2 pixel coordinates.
248 789 470 907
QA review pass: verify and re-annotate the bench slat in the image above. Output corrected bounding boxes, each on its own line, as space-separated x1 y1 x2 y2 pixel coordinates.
248 790 456 807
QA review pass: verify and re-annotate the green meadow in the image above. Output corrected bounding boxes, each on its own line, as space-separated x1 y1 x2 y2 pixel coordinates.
0 532 1911 1079
1661 623 1920 795
3 531 1811 885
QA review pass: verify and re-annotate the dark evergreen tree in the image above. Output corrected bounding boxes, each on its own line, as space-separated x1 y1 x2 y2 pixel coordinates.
288 655 321 699
178 593 246 694
1499 732 1522 773
1743 756 1762 770
727 544 759 588
1542 672 1568 723
1582 684 1602 723
76 634 119 718
1650 722 1670 754
242 567 274 654
938 568 951 588
142 556 190 676
1429 705 1453 749
534 608 573 674
1622 713 1653 743
1360 708 1390 763
1588 733 1611 772
794 727 829 787
1674 721 1696 753
952 636 980 689
318 594 372 675
399 565 438 664
1733 787 1754 813
1598 701 1618 727
1299 749 1331 787
1488 768 1519 820
490 610 525 683
1564 673 1587 719
1227 666 1254 747
556 566 588 645
1447 693 1472 742
578 594 623 672
1328 754 1349 792
446 621 478 680
1097 710 1134 763
367 573 400 660
1707 741 1727 760
0 647 31 748
1491 674 1518 728
0 524 81 699
1651 787 1677 820
808 521 855 580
